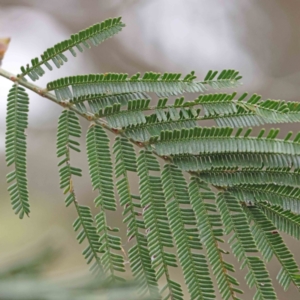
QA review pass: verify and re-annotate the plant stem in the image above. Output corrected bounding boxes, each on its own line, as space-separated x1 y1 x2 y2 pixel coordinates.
0 67 99 119
0 67 176 165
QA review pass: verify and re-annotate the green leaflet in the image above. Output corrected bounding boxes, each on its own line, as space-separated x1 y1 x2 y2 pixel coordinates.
97 99 150 128
86 125 115 210
172 153 300 172
56 110 102 273
73 92 188 113
113 137 160 298
250 99 300 124
125 109 199 142
20 17 125 81
228 184 300 214
86 125 125 281
200 168 300 187
154 127 300 156
47 69 241 100
189 178 242 300
257 202 300 240
6 84 30 218
67 91 300 140
246 205 300 291
72 92 150 113
137 151 183 300
202 93 300 127
98 98 199 130
209 110 300 128
161 164 215 300
73 205 103 274
153 93 300 128
203 69 242 90
216 192 276 299
211 111 266 128
196 92 238 115
57 110 82 199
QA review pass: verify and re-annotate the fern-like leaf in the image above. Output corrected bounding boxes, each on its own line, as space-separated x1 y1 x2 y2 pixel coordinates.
209 111 266 128
228 184 300 214
47 69 241 100
216 192 276 299
137 151 183 300
200 168 300 187
172 152 300 172
245 205 300 290
125 112 198 142
113 137 160 298
86 124 125 281
199 93 300 128
7 14 300 300
20 17 125 81
56 110 81 151
196 92 238 116
98 99 150 128
86 125 115 210
86 95 200 138
257 202 300 240
56 110 102 273
246 99 300 124
6 84 30 218
203 69 242 90
189 178 242 300
161 164 215 300
72 92 150 113
154 127 300 156
57 110 82 204
73 205 103 274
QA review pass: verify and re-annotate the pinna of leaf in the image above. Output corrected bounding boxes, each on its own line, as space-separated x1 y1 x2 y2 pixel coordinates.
2 15 300 300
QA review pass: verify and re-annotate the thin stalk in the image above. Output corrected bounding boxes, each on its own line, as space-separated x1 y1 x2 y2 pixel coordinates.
0 68 180 166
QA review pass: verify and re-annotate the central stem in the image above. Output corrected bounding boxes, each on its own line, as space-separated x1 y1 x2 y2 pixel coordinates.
0 67 176 169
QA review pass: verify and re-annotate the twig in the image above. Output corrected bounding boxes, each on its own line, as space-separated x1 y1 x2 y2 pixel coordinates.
0 68 183 168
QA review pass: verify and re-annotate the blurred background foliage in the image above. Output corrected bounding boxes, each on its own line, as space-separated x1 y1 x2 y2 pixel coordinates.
0 243 147 300
1 0 300 299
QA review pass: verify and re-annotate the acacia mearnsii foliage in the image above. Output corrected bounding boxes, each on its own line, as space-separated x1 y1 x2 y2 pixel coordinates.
4 16 300 300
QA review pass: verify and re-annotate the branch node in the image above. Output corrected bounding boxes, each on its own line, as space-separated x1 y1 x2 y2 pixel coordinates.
111 128 119 134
